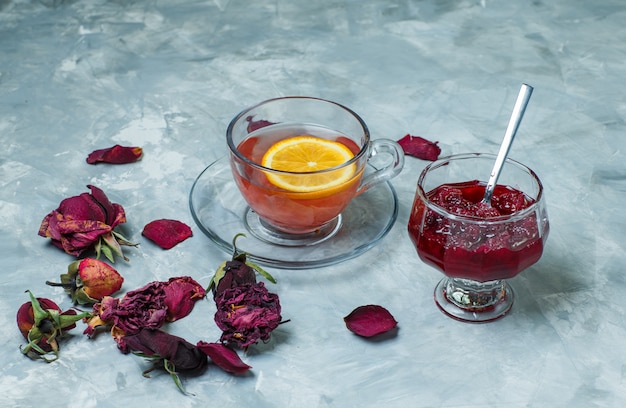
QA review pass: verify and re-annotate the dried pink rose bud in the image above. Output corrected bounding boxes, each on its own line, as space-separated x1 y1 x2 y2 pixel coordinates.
343 305 398 338
86 144 143 164
196 341 251 374
397 134 441 161
47 258 124 304
142 219 193 249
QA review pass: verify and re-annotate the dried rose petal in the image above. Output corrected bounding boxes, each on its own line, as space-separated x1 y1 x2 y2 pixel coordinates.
397 134 441 161
344 305 398 338
162 276 205 322
86 144 143 164
196 341 251 374
142 219 192 250
246 115 276 133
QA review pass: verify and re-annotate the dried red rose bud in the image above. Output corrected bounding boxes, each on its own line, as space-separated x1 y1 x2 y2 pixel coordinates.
208 233 276 298
214 282 282 349
118 328 208 394
47 258 124 305
86 144 143 164
397 134 441 161
162 276 205 322
196 341 251 374
142 219 193 250
17 291 91 361
38 185 136 262
343 305 398 338
246 115 276 133
118 328 207 371
211 259 257 297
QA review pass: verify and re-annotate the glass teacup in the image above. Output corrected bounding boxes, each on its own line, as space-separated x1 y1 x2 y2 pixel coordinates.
227 96 404 246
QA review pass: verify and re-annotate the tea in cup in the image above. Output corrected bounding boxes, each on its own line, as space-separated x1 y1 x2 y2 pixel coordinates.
227 96 404 246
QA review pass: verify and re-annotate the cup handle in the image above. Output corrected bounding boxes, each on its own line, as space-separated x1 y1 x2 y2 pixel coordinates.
356 139 405 195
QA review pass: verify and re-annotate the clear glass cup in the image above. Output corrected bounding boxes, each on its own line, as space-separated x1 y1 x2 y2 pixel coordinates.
408 153 549 322
228 96 404 247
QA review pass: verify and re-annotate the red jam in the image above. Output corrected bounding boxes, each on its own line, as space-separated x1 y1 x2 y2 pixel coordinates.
408 180 546 282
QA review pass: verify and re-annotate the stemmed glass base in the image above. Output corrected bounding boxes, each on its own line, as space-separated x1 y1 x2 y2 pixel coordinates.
434 278 514 323
244 208 342 247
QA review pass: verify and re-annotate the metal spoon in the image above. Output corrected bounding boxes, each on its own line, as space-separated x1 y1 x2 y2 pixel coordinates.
482 83 534 205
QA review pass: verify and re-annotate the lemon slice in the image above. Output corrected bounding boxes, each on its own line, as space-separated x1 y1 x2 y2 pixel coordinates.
261 135 357 193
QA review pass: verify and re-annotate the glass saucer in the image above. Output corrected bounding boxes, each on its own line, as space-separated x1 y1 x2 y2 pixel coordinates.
189 156 399 269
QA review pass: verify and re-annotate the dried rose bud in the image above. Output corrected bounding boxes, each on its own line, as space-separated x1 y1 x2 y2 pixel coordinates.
47 258 124 305
162 276 205 322
119 328 207 371
86 144 143 164
17 291 91 361
84 282 168 338
211 259 257 298
344 305 398 338
83 277 204 337
208 233 276 298
246 115 276 133
142 219 193 250
397 134 441 161
38 185 136 262
196 341 251 374
214 282 282 349
119 328 208 395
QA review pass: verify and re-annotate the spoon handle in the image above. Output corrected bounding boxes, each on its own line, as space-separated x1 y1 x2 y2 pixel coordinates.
483 83 534 204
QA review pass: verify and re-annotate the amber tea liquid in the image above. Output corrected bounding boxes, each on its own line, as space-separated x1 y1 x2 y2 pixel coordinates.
232 123 363 234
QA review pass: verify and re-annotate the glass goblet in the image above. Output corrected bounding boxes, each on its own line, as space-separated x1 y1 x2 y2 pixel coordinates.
408 153 549 323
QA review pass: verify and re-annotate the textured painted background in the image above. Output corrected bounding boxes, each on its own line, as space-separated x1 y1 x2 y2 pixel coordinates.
1 0 625 406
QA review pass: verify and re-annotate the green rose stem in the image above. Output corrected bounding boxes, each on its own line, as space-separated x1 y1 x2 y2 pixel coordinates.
135 354 192 396
21 290 91 362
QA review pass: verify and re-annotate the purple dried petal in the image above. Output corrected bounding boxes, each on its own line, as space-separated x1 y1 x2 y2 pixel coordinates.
344 305 398 338
142 219 193 249
397 134 441 161
196 341 251 374
87 145 143 164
